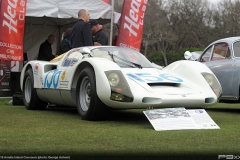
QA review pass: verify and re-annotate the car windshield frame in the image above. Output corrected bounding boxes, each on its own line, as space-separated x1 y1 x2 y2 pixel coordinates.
61 48 83 67
90 47 153 68
200 42 231 62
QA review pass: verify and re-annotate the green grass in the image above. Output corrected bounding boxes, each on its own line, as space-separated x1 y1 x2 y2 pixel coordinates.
0 100 240 160
0 98 12 105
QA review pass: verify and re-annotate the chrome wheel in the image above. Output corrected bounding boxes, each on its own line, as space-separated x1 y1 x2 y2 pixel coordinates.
24 77 32 103
23 68 48 110
79 76 91 112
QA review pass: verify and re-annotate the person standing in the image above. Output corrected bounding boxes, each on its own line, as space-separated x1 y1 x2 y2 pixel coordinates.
37 35 56 61
57 28 72 55
71 9 93 48
89 19 108 46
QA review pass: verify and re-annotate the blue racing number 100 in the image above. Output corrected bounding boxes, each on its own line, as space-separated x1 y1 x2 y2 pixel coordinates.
44 69 62 88
127 73 183 83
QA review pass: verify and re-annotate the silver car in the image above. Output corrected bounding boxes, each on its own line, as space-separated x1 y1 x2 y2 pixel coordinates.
184 36 240 102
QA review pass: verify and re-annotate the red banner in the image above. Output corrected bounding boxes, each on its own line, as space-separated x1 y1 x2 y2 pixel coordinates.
102 0 110 4
116 0 147 51
0 0 27 61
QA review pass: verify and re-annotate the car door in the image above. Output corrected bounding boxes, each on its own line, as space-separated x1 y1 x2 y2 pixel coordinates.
231 41 240 98
200 43 234 96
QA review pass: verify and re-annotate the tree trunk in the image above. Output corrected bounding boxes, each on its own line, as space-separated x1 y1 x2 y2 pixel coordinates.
144 41 149 56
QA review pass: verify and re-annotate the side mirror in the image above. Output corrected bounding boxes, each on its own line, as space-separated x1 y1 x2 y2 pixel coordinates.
82 47 91 54
184 51 193 60
82 47 92 57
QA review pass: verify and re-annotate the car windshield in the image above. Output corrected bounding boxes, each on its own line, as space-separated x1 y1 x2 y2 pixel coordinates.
91 47 153 68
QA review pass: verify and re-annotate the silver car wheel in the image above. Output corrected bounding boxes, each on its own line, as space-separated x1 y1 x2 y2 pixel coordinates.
23 68 48 110
79 76 91 112
24 76 32 104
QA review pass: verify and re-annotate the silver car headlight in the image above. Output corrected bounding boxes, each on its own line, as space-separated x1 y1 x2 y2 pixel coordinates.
202 72 222 98
107 73 120 87
204 74 214 86
105 71 134 102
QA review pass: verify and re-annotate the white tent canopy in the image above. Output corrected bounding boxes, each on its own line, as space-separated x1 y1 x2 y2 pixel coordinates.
24 0 113 61
26 0 112 19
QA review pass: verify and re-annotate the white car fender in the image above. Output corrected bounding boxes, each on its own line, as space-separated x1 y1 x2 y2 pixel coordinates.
80 58 123 100
163 60 220 94
20 61 57 90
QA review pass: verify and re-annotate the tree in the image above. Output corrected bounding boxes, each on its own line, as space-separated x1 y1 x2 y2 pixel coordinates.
214 0 240 37
142 0 177 65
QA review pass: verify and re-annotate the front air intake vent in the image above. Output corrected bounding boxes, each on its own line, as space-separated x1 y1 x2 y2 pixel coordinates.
205 97 215 104
147 83 180 87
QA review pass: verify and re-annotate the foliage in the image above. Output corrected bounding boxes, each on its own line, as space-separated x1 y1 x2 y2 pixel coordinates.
147 47 204 66
180 47 205 54
110 0 240 61
147 52 181 66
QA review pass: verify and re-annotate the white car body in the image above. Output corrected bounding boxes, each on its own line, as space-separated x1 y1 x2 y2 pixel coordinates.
20 46 222 120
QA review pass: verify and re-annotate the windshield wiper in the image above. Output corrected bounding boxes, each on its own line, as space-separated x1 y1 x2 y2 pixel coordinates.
108 52 142 69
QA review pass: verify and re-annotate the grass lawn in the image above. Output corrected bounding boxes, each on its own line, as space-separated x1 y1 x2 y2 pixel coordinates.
0 98 240 160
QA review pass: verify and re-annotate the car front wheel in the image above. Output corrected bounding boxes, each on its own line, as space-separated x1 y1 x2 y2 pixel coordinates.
23 68 47 110
76 66 108 120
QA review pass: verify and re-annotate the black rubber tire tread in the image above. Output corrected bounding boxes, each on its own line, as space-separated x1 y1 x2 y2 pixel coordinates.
76 66 109 121
23 68 47 110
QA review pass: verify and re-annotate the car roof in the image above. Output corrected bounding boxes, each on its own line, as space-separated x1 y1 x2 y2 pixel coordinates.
211 36 240 44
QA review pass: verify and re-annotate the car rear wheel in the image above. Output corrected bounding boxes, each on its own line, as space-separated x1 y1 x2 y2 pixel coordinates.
23 68 47 110
76 66 108 120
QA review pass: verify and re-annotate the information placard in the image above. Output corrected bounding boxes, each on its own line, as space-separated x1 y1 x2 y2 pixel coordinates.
143 108 220 131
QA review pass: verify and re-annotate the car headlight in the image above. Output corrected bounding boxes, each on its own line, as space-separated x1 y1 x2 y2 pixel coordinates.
202 72 222 98
204 74 214 86
107 73 120 87
105 71 134 102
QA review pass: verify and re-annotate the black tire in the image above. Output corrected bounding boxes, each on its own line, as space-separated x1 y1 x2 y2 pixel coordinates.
76 66 109 120
23 68 48 110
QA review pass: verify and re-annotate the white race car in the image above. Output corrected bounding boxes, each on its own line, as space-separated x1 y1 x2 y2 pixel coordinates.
20 46 222 120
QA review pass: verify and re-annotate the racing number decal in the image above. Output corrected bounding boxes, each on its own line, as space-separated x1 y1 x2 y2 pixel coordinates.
127 73 145 82
135 73 163 82
44 70 55 88
127 73 183 83
159 74 183 82
44 69 62 88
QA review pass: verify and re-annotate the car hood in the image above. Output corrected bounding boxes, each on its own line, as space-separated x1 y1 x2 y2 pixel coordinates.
122 68 183 84
121 68 187 93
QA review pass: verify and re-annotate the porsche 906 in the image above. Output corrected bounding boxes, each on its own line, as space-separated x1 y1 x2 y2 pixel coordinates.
20 46 222 120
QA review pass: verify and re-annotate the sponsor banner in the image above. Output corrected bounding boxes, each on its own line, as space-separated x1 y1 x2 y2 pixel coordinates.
59 81 69 89
116 0 148 51
0 60 11 97
0 0 27 61
102 0 110 4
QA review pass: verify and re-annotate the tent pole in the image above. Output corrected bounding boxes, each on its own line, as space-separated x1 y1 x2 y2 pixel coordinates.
109 0 114 46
